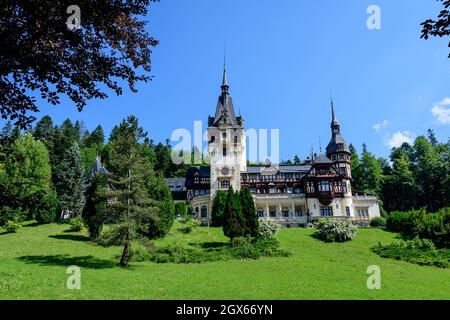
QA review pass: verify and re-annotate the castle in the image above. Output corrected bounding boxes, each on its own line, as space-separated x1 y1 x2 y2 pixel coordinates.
166 65 380 227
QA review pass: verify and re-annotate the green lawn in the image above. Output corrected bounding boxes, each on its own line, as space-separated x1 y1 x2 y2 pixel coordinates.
0 221 449 300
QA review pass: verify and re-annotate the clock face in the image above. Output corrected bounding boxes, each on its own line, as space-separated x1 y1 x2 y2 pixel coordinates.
221 167 229 175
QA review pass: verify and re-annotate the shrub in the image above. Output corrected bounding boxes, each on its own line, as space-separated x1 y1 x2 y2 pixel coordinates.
386 211 414 234
370 216 386 228
186 205 194 217
314 218 358 242
35 192 59 224
4 220 21 233
411 208 450 248
259 219 281 239
174 202 187 217
68 217 84 232
372 237 450 268
0 207 26 226
177 219 201 234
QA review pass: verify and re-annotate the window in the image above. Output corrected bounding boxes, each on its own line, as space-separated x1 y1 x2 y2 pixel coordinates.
234 136 238 144
356 208 369 218
257 210 264 218
287 187 293 194
343 181 348 193
269 187 276 194
201 206 208 218
210 136 215 143
318 180 331 192
346 206 351 217
339 167 346 175
223 145 227 157
221 180 230 189
222 132 227 139
320 206 333 216
295 207 304 217
282 210 290 218
269 210 277 218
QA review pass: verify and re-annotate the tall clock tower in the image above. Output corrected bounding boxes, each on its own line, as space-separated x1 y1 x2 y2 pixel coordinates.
208 64 246 200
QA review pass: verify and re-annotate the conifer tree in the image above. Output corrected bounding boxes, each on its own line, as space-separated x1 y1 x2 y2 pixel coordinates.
55 143 85 218
83 173 109 239
211 191 227 227
223 187 244 241
240 188 259 238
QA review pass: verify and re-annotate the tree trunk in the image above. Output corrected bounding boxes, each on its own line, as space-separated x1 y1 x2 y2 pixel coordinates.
120 240 131 267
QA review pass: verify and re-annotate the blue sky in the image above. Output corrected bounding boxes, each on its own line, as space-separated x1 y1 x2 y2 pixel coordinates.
8 0 450 161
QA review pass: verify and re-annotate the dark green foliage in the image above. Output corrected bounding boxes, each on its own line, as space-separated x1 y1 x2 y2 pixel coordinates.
222 187 244 241
35 192 59 224
372 237 450 268
4 220 22 233
68 217 84 232
240 188 259 238
187 205 194 217
54 143 85 218
174 202 187 217
143 234 291 264
83 125 105 148
105 116 161 266
145 173 175 239
370 216 386 228
421 0 450 58
177 219 201 234
211 191 227 227
83 173 109 239
0 207 26 226
386 211 414 235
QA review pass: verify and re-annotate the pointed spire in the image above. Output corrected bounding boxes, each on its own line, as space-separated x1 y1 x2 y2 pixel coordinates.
331 97 337 123
221 57 229 94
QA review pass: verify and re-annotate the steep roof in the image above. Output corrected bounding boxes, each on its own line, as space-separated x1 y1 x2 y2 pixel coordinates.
326 100 350 155
85 156 109 182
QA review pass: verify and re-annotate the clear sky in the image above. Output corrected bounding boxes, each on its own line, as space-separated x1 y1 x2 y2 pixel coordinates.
9 0 450 161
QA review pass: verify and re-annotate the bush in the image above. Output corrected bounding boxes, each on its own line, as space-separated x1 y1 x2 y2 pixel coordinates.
174 202 187 217
35 192 59 224
0 207 26 226
258 219 281 239
68 217 84 232
386 211 414 234
186 205 194 217
314 218 358 242
411 208 450 248
372 237 450 268
177 219 201 234
370 216 386 228
4 220 21 233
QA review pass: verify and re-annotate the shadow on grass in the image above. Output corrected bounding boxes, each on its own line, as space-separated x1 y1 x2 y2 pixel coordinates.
17 254 116 269
22 222 41 228
49 234 91 242
189 241 229 252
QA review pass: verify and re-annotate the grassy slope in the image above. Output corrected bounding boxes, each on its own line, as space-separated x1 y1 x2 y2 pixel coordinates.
0 221 449 300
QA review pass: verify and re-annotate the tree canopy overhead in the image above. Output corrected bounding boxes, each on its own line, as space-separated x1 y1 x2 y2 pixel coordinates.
0 0 159 127
421 0 450 58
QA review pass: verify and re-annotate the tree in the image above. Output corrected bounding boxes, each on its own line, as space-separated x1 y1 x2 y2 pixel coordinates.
349 144 363 193
32 116 55 155
0 0 159 127
222 187 244 241
54 142 85 218
359 145 383 196
240 188 259 238
293 155 302 165
421 0 450 58
382 149 416 212
174 202 187 217
105 115 160 266
84 125 105 148
1 133 52 219
83 173 109 239
211 191 227 227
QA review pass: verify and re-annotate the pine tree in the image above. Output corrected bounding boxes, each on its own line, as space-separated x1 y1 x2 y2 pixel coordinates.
223 187 244 241
240 188 259 238
83 173 109 239
55 143 85 218
211 191 227 227
106 116 160 266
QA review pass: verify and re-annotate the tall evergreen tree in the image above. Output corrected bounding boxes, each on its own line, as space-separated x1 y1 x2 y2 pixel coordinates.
83 173 109 239
55 143 85 218
211 191 227 227
106 116 160 266
223 187 244 241
240 188 259 238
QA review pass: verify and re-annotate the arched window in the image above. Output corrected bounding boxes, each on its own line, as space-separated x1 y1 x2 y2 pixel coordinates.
201 205 208 218
234 136 238 144
221 180 230 189
223 144 227 156
210 136 215 143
